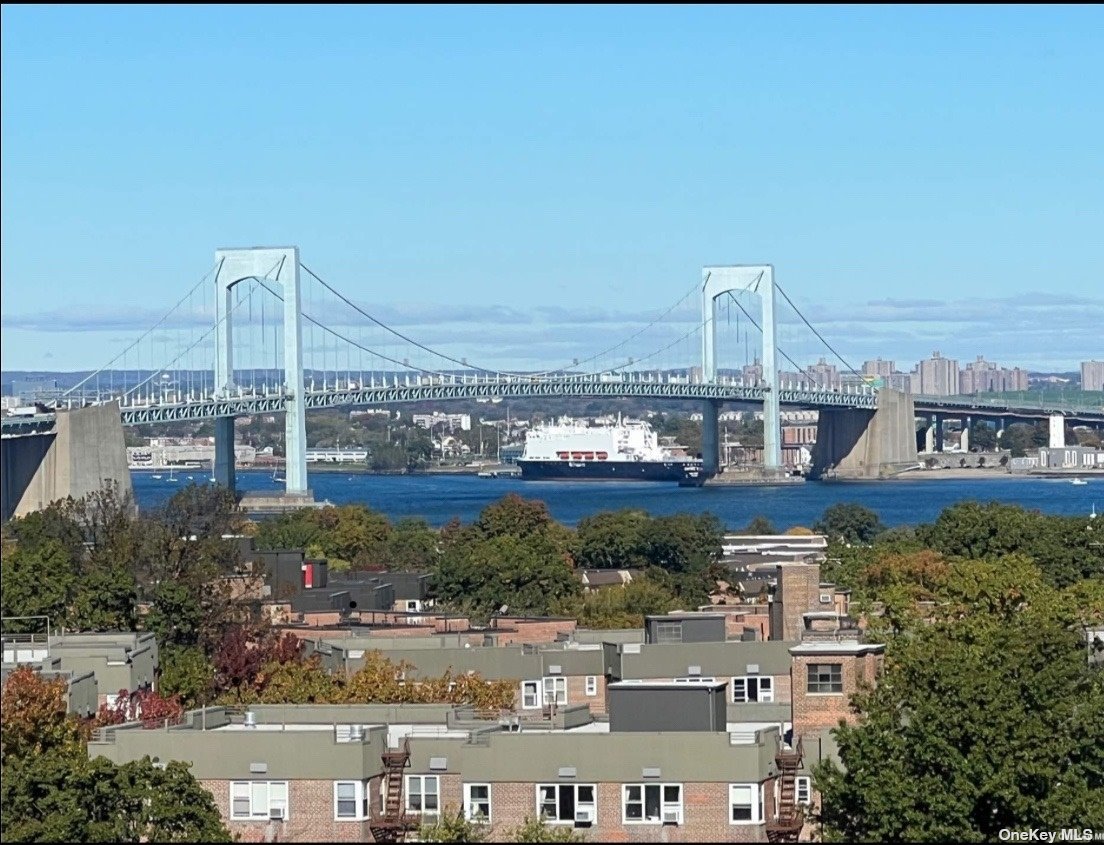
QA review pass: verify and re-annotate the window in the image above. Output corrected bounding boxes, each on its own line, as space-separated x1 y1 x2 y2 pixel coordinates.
536 783 596 824
585 676 598 697
522 677 568 708
674 676 716 684
655 621 683 644
729 783 763 824
405 775 439 816
406 600 421 611
521 680 540 709
796 777 812 806
230 781 289 821
542 676 567 706
807 664 843 694
334 781 369 820
463 783 491 823
623 783 682 824
732 675 774 703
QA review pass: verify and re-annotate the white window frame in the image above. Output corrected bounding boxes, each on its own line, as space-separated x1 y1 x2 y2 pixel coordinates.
542 676 568 706
521 680 540 709
536 783 597 824
230 781 289 821
728 782 763 825
463 783 491 824
333 780 369 821
405 774 440 816
796 776 812 806
622 783 683 825
732 675 774 703
673 676 716 684
584 675 598 697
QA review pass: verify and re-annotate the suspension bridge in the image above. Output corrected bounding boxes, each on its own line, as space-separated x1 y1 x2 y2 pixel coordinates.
3 246 1102 517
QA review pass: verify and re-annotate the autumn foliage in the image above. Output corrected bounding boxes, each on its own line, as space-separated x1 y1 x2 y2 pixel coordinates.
92 687 186 729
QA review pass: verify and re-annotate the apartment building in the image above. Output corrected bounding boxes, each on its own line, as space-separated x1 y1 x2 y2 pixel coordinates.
88 685 813 843
1 630 159 710
81 548 883 842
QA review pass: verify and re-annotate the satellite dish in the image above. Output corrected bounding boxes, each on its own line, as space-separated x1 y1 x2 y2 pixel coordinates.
498 604 509 615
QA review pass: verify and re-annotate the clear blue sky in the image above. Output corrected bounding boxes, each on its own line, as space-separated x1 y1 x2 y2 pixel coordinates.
2 5 1101 373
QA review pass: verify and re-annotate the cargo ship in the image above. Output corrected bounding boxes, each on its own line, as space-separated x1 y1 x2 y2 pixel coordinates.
517 416 702 482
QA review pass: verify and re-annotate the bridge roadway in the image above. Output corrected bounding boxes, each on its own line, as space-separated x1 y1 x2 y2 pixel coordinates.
2 375 1103 434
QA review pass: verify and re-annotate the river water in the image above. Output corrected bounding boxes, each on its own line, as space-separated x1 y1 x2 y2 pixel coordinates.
129 470 1100 529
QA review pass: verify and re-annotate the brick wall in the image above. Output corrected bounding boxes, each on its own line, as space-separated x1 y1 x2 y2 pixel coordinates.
199 776 777 843
201 778 371 843
492 618 578 645
789 653 864 737
457 781 771 843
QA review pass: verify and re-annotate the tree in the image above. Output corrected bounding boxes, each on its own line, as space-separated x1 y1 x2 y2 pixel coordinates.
640 513 723 574
917 501 1103 588
815 611 1104 842
212 623 302 700
814 503 885 544
572 509 650 570
384 517 440 571
508 817 587 842
435 533 581 619
741 515 777 535
157 646 215 708
419 807 488 842
1 667 231 843
93 687 185 729
553 577 679 628
969 421 998 452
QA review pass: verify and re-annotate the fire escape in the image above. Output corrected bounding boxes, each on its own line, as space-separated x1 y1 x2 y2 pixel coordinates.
766 737 805 844
369 738 419 844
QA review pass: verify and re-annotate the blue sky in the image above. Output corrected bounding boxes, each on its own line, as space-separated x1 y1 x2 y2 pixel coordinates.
2 5 1102 373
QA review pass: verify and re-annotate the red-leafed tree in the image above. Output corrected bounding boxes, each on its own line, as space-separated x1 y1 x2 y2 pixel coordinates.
212 623 303 699
92 687 185 729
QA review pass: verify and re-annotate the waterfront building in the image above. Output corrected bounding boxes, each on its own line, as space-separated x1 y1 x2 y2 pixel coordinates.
1082 360 1104 392
915 351 959 396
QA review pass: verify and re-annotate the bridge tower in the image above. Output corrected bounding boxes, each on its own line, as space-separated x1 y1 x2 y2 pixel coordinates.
213 247 309 499
701 266 781 475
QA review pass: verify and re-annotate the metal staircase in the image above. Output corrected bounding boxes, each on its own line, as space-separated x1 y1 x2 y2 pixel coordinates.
369 738 418 844
766 737 805 843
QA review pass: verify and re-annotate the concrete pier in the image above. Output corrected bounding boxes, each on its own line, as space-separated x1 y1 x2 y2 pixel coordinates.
810 389 919 479
2 402 133 520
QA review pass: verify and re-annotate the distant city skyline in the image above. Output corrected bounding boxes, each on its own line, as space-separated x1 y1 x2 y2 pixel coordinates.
2 6 1102 371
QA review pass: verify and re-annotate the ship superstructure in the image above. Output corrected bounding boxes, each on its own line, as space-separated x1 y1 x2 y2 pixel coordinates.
517 416 702 482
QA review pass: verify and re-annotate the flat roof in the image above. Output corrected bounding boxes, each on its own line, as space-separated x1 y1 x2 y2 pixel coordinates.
608 680 728 690
789 642 885 655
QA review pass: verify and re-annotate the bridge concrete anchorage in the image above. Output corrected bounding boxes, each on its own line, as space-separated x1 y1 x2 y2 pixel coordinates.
213 246 312 507
810 389 919 479
2 402 132 522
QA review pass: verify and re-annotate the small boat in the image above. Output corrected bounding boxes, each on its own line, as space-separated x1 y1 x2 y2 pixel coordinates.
166 467 178 483
1070 478 1088 486
151 474 162 480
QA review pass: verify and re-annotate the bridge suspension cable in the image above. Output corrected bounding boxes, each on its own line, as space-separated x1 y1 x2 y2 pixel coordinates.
61 262 219 399
773 280 863 378
249 276 470 381
299 262 515 377
724 291 834 389
118 275 269 403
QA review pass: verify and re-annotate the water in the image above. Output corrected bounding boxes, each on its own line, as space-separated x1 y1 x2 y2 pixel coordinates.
129 470 1100 528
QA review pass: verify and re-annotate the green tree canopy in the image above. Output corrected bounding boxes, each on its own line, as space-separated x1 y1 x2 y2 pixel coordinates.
814 503 886 545
815 609 1104 842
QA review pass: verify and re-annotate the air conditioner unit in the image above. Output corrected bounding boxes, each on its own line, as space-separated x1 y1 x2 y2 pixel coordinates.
269 807 285 821
662 810 680 825
819 593 832 604
574 809 593 824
